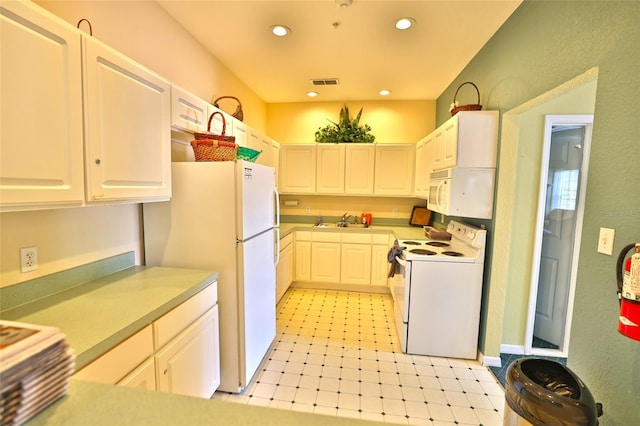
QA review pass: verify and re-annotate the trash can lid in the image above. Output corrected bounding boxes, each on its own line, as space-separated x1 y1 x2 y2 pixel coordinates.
505 358 599 425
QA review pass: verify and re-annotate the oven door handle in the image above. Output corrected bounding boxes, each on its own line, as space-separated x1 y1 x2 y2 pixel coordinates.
395 256 406 266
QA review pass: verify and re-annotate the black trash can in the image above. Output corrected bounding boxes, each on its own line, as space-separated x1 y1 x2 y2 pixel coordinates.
503 358 601 425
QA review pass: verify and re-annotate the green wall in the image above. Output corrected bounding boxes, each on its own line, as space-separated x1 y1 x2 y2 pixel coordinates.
435 1 640 424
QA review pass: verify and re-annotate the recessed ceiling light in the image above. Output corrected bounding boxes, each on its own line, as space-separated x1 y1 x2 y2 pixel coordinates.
271 25 291 37
307 91 318 97
379 90 391 96
395 17 415 30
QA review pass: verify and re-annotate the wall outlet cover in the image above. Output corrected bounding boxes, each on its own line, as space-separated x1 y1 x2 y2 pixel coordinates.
597 227 615 255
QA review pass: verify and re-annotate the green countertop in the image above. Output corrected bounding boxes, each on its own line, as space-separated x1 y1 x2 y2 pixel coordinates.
279 222 426 240
1 265 219 370
28 380 383 425
2 253 388 426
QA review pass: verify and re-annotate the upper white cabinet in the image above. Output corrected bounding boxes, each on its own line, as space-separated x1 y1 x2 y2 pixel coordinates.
229 117 248 147
83 36 171 203
316 144 346 194
279 143 414 196
345 144 375 195
374 144 415 196
0 1 171 211
248 129 280 185
279 145 316 193
0 1 85 210
414 137 432 199
170 85 208 134
431 111 499 171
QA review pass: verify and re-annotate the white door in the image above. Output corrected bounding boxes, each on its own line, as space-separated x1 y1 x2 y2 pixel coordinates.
534 126 584 347
236 161 276 240
236 230 276 388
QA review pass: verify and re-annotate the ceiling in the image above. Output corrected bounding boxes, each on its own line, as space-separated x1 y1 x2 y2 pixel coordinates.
157 0 522 103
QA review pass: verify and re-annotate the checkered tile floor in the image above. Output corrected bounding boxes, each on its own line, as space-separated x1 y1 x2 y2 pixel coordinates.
213 288 505 425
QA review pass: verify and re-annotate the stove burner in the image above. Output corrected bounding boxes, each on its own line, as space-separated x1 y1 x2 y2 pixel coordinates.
402 241 422 246
409 249 437 255
425 241 450 248
442 251 464 257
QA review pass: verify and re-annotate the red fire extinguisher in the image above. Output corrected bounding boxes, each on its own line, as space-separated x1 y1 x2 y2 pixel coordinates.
616 243 640 341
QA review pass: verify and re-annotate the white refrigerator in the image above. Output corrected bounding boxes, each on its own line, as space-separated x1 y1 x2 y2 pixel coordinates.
143 161 280 393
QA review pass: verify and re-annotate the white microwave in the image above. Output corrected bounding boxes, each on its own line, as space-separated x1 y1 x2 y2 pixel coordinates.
427 168 495 219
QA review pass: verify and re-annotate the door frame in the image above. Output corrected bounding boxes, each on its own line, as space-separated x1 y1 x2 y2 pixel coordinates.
524 114 593 357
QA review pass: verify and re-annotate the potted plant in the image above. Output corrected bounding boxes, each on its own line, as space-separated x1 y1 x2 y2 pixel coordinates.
315 104 375 143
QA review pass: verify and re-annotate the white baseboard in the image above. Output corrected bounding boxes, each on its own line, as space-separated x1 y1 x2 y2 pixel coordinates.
478 352 502 368
500 344 525 355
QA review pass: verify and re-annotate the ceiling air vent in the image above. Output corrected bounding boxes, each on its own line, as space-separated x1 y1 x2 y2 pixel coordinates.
311 78 339 86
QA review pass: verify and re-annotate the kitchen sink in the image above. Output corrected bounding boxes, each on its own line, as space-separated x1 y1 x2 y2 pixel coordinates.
315 222 368 228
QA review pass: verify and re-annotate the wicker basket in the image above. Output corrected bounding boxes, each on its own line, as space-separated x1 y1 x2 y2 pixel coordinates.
213 96 243 122
450 81 483 116
191 111 237 161
190 139 237 161
237 146 262 163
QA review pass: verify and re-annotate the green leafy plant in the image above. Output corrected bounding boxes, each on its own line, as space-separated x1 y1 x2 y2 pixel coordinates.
315 104 375 143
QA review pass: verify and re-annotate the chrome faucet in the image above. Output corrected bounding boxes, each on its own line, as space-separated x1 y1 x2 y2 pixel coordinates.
338 213 355 227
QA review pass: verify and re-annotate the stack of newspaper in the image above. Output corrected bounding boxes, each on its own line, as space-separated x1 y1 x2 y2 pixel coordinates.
0 320 75 425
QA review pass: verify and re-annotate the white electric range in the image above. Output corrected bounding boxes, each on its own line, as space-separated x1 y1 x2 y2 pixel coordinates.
389 220 487 359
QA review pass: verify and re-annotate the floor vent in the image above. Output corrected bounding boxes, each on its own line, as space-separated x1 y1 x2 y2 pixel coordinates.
311 78 339 86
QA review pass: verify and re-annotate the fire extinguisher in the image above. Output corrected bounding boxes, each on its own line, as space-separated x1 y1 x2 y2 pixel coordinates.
616 243 640 341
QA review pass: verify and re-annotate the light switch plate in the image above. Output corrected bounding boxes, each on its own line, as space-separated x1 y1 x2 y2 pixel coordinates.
597 227 615 255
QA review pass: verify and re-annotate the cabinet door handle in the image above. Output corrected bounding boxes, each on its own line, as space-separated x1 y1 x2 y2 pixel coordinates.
95 158 101 165
164 368 168 375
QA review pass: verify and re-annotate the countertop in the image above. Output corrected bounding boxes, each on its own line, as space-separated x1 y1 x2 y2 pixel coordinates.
1 265 219 370
28 380 383 426
279 222 427 240
1 252 387 425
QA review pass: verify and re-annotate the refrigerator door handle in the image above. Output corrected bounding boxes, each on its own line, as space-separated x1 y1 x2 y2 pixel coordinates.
275 228 281 266
274 186 280 228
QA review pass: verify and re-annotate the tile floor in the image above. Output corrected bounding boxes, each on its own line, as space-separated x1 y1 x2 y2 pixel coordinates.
213 288 505 425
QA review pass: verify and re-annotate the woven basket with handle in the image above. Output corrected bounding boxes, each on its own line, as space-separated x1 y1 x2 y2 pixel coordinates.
450 81 483 116
213 96 243 122
191 112 237 161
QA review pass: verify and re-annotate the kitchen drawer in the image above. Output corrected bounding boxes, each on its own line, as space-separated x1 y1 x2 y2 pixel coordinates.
154 282 217 349
280 232 294 248
74 325 153 384
342 233 372 244
372 233 391 245
312 232 341 243
295 230 312 241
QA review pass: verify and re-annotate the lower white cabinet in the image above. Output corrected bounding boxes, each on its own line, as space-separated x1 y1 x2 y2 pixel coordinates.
371 234 392 287
295 231 312 282
73 283 220 398
155 306 220 398
276 233 294 303
294 230 391 289
311 241 341 283
118 357 156 391
340 233 373 286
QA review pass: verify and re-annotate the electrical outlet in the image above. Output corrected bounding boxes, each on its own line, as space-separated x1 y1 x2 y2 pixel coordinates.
305 207 311 215
392 208 398 217
597 227 615 255
20 246 38 272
